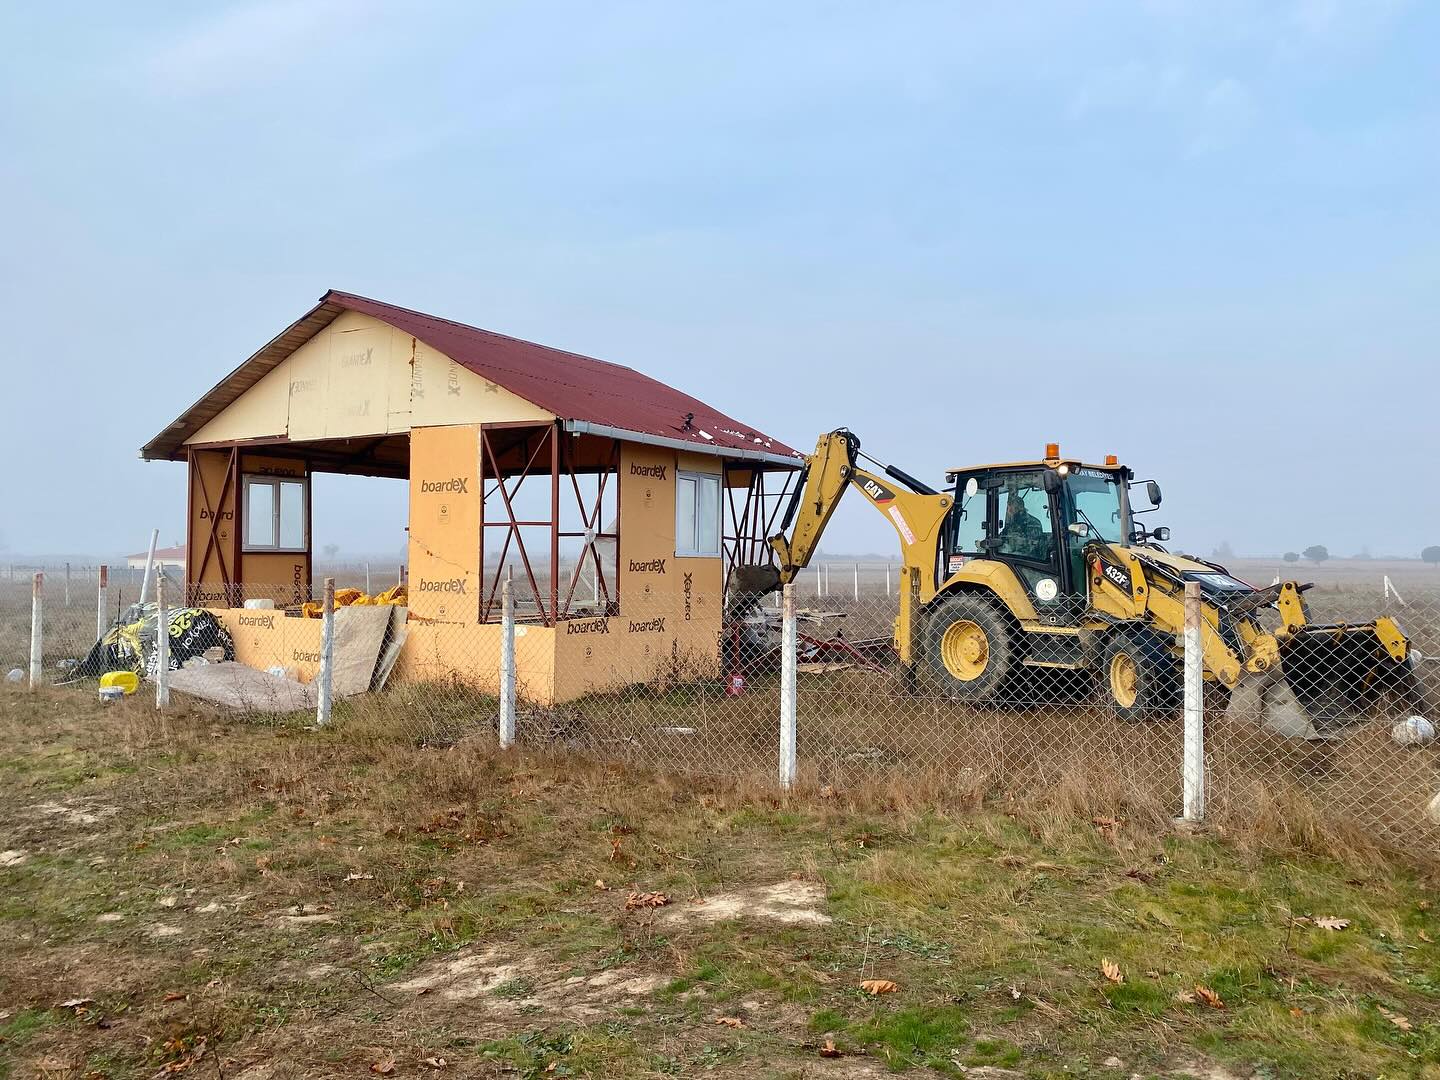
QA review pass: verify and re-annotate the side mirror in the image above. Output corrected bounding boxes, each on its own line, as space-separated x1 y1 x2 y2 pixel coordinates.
1068 522 1090 538
1153 526 1171 542
1042 470 1062 494
1146 481 1162 507
964 477 979 499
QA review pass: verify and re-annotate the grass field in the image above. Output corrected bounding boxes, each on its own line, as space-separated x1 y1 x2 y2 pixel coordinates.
2 687 1439 1078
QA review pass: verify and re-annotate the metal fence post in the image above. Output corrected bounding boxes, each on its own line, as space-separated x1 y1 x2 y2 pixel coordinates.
365 562 372 595
29 572 43 690
317 578 335 726
853 562 860 600
1181 580 1205 824
155 573 170 708
779 582 797 790
64 562 71 607
499 574 516 749
96 565 109 642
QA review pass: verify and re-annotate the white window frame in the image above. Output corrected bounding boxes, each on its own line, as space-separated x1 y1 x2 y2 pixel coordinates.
242 474 309 553
675 469 722 558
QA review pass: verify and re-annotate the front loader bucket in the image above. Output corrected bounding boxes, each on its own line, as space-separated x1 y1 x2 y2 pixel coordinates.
1228 621 1423 740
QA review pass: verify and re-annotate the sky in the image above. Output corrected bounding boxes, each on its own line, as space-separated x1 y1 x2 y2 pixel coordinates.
1 0 1436 562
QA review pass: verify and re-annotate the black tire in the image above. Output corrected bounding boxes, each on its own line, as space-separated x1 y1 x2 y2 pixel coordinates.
921 594 1014 702
1099 629 1181 722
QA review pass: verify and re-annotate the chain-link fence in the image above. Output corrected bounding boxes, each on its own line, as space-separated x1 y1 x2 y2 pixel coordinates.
4 563 1438 852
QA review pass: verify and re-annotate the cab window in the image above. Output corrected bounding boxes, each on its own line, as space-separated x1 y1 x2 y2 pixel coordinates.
995 474 1055 563
949 475 986 555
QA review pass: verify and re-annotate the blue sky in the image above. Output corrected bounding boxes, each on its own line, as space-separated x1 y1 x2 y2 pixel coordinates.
1 0 1436 560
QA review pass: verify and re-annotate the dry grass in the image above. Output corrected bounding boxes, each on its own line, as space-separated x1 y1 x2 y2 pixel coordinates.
4 684 1440 1077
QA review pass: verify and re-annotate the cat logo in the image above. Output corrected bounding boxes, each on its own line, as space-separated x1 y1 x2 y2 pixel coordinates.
861 478 895 504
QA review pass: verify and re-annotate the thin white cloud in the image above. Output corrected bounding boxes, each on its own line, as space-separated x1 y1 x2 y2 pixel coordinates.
145 0 369 93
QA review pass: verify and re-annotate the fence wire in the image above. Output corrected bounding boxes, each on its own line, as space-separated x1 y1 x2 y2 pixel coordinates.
3 566 1438 852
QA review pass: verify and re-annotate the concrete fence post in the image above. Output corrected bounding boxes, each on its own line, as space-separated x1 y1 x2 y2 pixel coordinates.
155 573 170 709
779 582 797 790
499 573 516 749
96 565 109 641
316 578 335 727
1181 580 1205 825
29 572 43 690
139 528 160 605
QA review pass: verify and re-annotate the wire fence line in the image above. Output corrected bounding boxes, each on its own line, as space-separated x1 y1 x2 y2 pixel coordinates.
4 568 1439 853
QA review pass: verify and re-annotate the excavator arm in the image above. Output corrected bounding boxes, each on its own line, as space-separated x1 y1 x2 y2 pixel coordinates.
769 430 952 585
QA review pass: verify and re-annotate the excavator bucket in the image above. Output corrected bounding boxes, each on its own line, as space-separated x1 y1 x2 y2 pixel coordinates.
1227 619 1423 739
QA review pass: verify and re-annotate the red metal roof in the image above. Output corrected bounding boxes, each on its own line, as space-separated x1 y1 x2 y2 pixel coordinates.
324 291 795 458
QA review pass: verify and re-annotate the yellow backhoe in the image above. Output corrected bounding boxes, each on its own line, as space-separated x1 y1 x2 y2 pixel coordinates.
739 429 1426 738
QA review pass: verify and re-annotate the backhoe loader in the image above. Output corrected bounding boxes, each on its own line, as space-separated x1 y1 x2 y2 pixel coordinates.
738 430 1427 738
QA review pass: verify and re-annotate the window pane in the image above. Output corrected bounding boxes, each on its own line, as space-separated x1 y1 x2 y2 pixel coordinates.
697 475 719 555
950 476 985 554
246 481 275 548
675 476 696 552
279 481 306 549
995 474 1054 563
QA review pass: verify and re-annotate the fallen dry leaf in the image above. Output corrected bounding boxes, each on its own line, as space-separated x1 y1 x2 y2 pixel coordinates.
594 879 610 891
54 998 94 1009
1378 1006 1412 1031
162 992 187 1003
1419 930 1433 943
860 979 899 996
1315 916 1350 931
819 1038 842 1058
345 872 374 882
819 785 836 799
1100 959 1124 985
1194 984 1225 1009
1289 1007 1304 1018
424 1058 448 1069
715 1016 746 1029
624 891 670 910
371 1056 396 1075
1174 989 1197 1004
1419 900 1432 911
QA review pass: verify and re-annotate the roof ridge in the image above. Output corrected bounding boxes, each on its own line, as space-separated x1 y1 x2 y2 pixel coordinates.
323 289 640 376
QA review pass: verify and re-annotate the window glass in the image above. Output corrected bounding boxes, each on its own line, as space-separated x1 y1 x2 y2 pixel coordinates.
949 477 985 555
1068 475 1123 543
995 474 1054 563
675 470 721 556
246 481 275 548
675 475 697 553
279 481 306 549
697 475 720 556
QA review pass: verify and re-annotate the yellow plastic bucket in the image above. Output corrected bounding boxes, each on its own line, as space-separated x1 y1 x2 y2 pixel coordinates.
99 670 139 696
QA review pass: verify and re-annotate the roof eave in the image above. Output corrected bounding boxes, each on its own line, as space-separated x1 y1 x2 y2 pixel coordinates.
139 293 348 462
563 420 801 469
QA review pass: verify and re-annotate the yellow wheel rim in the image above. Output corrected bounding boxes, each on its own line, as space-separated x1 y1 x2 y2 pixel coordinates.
1109 651 1138 709
940 620 989 682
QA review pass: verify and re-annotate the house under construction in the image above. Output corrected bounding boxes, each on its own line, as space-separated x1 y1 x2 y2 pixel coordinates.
141 290 799 703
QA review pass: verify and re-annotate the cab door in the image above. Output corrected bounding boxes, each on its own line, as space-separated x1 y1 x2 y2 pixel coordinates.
988 471 1071 621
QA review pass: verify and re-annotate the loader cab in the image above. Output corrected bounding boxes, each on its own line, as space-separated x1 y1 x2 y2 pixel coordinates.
943 450 1134 622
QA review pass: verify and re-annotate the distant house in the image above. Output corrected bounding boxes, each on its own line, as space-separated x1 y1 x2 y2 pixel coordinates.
126 545 186 571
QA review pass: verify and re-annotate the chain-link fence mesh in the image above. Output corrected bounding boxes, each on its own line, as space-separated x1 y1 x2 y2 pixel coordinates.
3 562 1438 852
